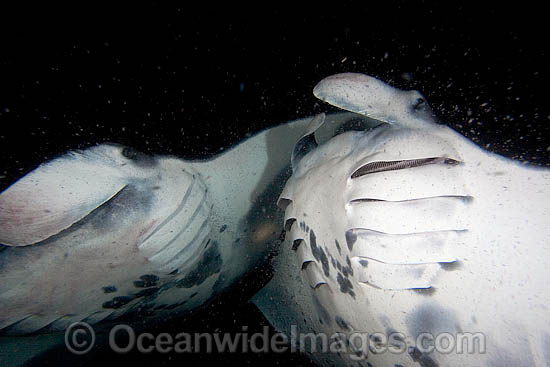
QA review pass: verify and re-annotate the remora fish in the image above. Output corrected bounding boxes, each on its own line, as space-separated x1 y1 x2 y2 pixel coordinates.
253 73 550 367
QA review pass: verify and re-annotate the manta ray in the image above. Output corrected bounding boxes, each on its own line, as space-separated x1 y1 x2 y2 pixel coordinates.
252 73 550 367
0 73 548 367
0 113 331 335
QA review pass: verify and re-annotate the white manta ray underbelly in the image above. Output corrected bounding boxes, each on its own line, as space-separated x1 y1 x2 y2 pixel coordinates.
0 144 224 335
0 112 358 339
253 73 550 367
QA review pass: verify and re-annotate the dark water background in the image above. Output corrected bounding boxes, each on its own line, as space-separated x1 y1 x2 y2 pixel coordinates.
0 2 548 366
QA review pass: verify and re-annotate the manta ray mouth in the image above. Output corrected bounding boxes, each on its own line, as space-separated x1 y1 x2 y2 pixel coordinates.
351 157 461 179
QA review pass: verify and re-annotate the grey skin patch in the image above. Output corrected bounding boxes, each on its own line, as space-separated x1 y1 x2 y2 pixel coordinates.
334 239 342 255
359 259 368 267
309 230 330 277
102 285 117 293
412 287 436 296
120 146 158 167
335 316 351 331
165 301 187 310
85 185 154 233
342 256 354 277
177 241 223 288
134 274 159 288
439 260 462 271
336 272 355 298
103 295 135 309
388 331 406 349
342 261 354 277
312 294 332 326
543 333 550 366
134 287 160 298
345 230 357 251
369 334 385 354
487 335 534 367
407 303 457 342
408 346 439 367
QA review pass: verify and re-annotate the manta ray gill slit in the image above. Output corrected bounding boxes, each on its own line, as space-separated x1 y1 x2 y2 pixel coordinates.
351 157 461 179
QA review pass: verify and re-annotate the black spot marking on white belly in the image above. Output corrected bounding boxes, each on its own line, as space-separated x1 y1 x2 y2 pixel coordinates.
336 272 355 298
176 240 222 288
345 230 357 251
388 330 406 349
134 287 160 298
134 274 159 288
309 230 330 277
335 315 351 331
334 239 342 255
103 295 135 309
408 346 440 367
102 285 117 293
341 256 354 277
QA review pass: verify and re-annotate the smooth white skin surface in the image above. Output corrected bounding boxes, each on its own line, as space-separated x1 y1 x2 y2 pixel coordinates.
254 73 550 367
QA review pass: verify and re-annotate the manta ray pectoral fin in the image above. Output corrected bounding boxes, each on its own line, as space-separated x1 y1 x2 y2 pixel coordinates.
0 145 129 246
313 72 435 127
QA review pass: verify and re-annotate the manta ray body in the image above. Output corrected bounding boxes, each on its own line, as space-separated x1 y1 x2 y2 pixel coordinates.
0 114 334 336
1 73 548 367
253 73 550 367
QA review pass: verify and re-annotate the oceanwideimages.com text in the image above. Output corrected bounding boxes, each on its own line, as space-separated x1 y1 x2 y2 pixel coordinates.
65 322 486 360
